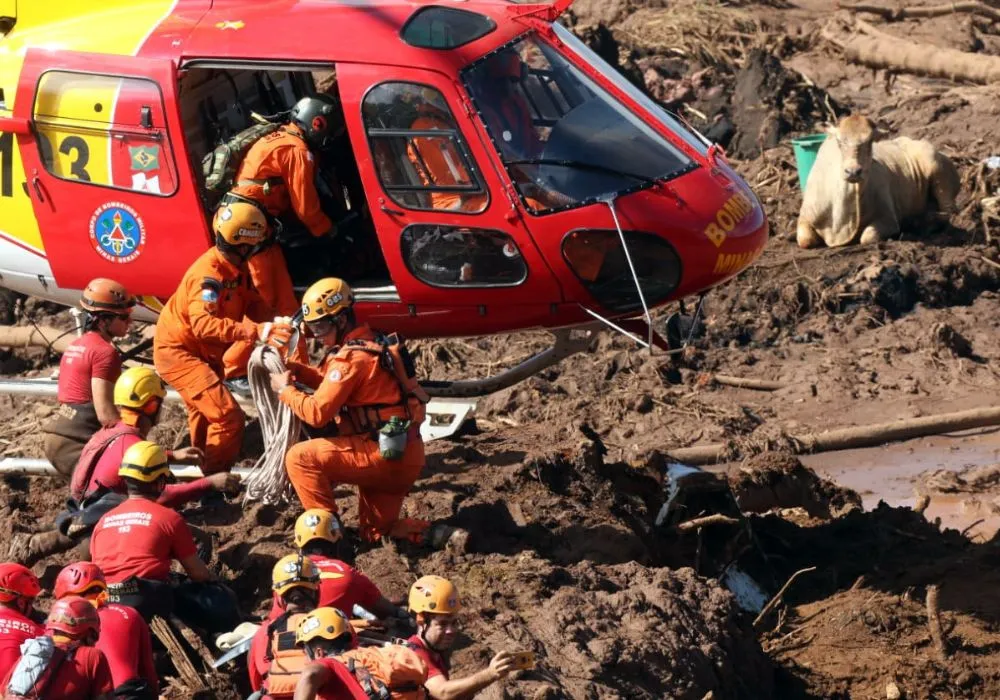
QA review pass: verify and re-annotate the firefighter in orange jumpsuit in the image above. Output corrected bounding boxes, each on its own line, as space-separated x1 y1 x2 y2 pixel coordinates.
269 279 447 545
406 91 486 213
153 201 293 473
222 94 346 393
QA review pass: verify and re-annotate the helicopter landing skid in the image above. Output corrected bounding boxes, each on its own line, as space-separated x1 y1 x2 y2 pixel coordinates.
420 324 601 400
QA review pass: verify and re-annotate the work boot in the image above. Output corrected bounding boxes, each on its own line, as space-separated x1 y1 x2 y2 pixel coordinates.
387 519 469 552
7 530 77 567
224 377 252 399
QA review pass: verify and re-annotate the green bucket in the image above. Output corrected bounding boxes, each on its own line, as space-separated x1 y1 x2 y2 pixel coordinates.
791 133 828 192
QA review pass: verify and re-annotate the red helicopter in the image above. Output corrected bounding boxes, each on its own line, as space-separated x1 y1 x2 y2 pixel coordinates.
0 0 768 401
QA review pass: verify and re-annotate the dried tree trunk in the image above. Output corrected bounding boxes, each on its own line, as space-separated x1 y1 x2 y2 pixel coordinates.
0 326 74 353
668 405 1000 464
843 29 1000 83
840 1 1000 22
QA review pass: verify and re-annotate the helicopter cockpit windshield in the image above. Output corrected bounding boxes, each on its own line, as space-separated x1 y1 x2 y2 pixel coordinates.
462 32 694 214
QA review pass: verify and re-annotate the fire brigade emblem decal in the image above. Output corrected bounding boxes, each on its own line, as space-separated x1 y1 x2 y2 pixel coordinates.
89 202 147 264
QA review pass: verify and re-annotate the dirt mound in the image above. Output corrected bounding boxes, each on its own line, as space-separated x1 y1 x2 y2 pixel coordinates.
919 464 1000 494
729 452 862 519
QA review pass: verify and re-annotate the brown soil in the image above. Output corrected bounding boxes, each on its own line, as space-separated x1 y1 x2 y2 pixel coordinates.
7 0 1000 697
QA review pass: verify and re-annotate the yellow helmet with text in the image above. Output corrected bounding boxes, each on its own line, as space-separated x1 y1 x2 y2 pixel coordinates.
408 575 460 615
271 554 320 597
294 607 352 646
213 200 271 247
300 278 353 323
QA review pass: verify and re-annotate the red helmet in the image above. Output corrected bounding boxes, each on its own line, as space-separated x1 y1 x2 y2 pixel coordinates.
54 563 106 601
46 597 101 639
0 563 40 603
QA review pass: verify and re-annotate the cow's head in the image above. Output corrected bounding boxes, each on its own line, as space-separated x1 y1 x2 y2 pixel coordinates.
828 115 881 185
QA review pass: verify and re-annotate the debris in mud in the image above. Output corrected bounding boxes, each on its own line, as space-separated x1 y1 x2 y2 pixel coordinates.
919 464 1000 494
930 321 977 359
729 452 862 520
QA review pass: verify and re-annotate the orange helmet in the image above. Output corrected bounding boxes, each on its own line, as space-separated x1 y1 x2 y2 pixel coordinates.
80 278 135 313
0 563 40 603
46 596 101 639
213 200 271 247
54 563 107 602
408 575 460 615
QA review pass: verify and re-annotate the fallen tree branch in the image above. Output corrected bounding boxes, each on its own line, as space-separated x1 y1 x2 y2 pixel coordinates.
839 1 1000 22
0 326 75 353
710 374 789 391
842 22 1000 83
150 616 208 694
926 585 949 660
667 405 1000 464
754 566 817 630
675 514 740 532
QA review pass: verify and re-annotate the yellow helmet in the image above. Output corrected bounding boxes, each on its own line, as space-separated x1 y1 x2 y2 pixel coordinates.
301 278 353 323
294 509 343 549
408 575 460 615
213 200 271 247
272 554 320 597
118 441 170 483
114 367 166 411
295 607 352 646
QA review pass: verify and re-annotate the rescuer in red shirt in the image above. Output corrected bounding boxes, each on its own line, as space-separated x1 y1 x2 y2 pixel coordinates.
89 441 240 634
9 367 237 569
41 278 134 476
265 510 404 623
1 596 114 700
222 94 348 395
407 575 515 699
54 562 158 698
248 555 325 697
290 607 366 700
153 201 293 473
0 564 43 683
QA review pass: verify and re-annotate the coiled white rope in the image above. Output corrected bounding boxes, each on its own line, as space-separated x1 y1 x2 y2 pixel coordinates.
243 343 301 505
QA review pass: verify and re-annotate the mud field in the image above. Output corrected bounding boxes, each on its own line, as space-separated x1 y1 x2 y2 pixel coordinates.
8 0 1000 697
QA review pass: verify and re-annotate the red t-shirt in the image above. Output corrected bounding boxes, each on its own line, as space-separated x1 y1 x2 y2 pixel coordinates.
407 635 449 680
0 608 43 684
57 331 121 405
83 428 215 508
0 642 114 699
266 557 383 621
97 603 158 692
90 499 198 583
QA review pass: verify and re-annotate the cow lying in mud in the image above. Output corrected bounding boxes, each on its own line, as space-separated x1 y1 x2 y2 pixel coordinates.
796 115 960 248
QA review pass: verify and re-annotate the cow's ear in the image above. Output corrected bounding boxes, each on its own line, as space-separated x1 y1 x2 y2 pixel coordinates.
871 124 889 141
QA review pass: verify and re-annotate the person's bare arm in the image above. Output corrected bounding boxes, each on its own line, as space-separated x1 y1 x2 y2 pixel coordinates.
91 378 119 427
293 662 333 700
178 554 213 583
424 651 515 700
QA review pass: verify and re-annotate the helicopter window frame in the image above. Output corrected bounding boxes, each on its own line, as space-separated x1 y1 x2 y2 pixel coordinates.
30 68 179 198
460 32 698 217
400 223 529 289
361 80 489 215
400 6 497 50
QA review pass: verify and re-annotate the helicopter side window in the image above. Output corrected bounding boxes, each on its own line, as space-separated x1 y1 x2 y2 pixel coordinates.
463 35 692 214
363 82 487 214
400 6 497 50
32 71 178 196
401 224 527 288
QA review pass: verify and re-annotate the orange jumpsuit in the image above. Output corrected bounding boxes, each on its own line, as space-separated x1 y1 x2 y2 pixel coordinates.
153 247 269 473
279 325 425 542
224 124 331 378
407 110 486 213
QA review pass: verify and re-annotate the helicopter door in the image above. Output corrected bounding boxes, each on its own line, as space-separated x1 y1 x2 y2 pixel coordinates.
337 64 562 323
10 49 209 298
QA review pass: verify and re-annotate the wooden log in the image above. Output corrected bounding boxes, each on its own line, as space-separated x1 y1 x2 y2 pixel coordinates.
0 326 74 353
150 616 209 694
842 28 1000 83
839 1 1000 22
667 405 1000 465
712 375 788 391
675 514 741 532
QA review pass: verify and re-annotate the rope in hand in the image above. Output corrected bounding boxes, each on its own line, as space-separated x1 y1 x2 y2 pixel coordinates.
243 342 301 505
